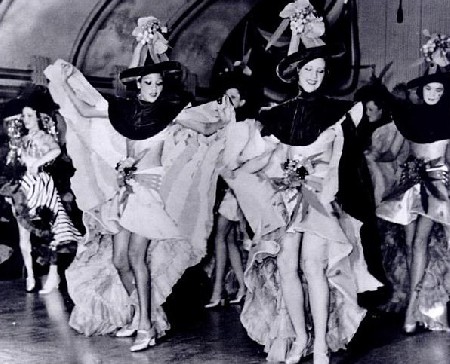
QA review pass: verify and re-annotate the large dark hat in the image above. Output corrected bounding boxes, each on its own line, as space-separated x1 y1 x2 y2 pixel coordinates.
2 85 58 120
276 43 330 83
406 66 450 89
354 82 393 107
2 98 24 120
119 52 182 83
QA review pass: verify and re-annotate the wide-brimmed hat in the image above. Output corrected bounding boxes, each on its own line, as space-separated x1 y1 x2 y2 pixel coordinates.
406 66 450 89
2 85 59 120
354 82 394 107
2 98 24 120
276 43 330 83
119 52 182 83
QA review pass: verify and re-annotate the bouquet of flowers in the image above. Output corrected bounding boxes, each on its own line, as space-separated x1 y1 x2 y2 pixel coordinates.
421 30 450 67
5 116 24 165
280 0 325 39
132 16 169 56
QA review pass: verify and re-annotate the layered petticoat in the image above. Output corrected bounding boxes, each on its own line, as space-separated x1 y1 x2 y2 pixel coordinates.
365 124 450 329
222 119 381 361
45 60 225 337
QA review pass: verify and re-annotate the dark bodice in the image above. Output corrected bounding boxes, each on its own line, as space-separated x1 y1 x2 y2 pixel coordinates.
259 94 352 146
393 96 450 144
107 93 190 140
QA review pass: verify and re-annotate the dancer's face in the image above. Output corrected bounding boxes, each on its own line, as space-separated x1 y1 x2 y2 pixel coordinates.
225 87 245 109
297 58 326 94
365 100 383 123
138 73 164 103
422 82 444 105
22 107 39 131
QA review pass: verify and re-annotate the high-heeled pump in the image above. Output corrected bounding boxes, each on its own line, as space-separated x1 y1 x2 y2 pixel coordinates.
130 329 156 352
204 298 226 308
116 303 139 337
285 338 308 364
313 350 330 364
39 275 60 294
229 292 246 304
116 324 137 338
26 277 36 292
403 322 417 335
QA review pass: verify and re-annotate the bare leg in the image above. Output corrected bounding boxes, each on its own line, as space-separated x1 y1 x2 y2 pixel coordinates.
209 215 233 303
112 229 134 295
404 221 416 271
404 216 433 328
17 222 34 290
301 233 329 363
128 233 152 331
277 232 307 346
226 224 245 298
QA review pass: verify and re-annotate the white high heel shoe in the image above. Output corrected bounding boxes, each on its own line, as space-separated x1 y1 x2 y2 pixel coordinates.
130 329 156 352
26 277 36 292
285 338 308 364
39 275 60 294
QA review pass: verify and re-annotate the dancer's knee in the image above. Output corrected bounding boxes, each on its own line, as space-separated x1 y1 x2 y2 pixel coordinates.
302 257 327 281
113 252 131 274
128 239 148 268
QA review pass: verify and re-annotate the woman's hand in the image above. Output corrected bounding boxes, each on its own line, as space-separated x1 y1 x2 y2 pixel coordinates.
217 95 235 125
129 41 147 68
61 62 75 81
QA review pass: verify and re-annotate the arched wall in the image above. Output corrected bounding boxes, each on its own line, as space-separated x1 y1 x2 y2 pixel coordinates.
79 0 259 86
1 1 449 92
0 0 99 69
0 0 260 88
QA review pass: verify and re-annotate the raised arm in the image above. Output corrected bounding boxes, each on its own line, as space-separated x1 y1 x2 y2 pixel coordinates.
60 63 108 119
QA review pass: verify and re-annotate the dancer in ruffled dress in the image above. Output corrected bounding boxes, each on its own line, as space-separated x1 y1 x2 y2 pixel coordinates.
0 87 83 293
45 16 234 351
223 2 382 363
205 69 261 308
376 35 450 333
354 80 405 206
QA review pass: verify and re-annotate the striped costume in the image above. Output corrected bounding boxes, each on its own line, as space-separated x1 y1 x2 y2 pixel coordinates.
2 129 83 253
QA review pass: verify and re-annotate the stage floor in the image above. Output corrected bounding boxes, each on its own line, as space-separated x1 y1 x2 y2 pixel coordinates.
0 279 449 364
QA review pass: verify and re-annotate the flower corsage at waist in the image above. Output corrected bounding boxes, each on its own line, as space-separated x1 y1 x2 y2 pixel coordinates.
272 157 314 190
271 153 328 217
116 157 138 204
382 156 449 211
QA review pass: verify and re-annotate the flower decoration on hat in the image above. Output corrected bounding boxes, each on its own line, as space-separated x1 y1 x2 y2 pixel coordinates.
266 0 325 51
408 30 450 89
420 29 450 68
132 16 169 63
120 16 182 83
